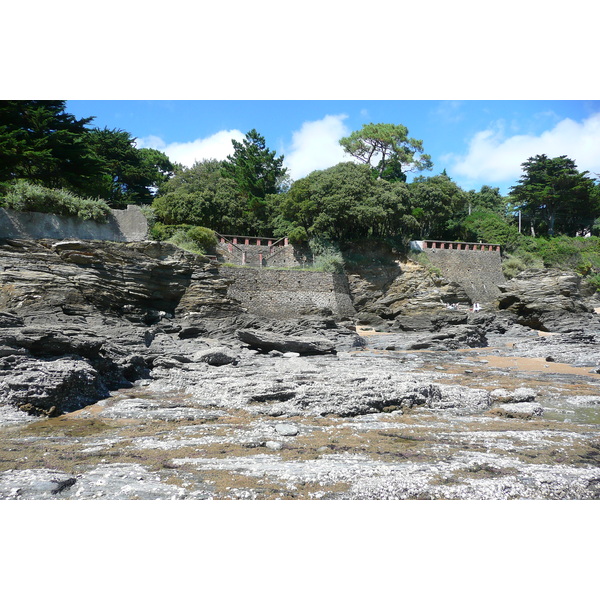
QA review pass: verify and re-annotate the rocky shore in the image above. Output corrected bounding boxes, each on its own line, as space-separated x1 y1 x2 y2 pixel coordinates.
1 238 599 499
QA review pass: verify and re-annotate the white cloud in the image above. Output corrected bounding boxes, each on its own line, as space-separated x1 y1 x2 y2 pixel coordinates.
284 114 352 180
448 113 600 187
135 129 245 166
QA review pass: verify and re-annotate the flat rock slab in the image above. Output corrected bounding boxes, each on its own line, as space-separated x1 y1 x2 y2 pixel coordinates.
237 329 335 355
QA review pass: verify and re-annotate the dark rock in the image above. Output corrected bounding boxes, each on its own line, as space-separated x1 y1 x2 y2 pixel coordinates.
407 325 488 350
237 329 335 355
193 346 239 366
0 356 106 415
497 269 596 332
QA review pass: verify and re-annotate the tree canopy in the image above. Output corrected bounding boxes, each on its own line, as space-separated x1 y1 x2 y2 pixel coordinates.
272 162 415 241
85 128 174 206
339 122 432 181
4 99 600 276
509 154 598 236
0 100 102 196
0 101 174 207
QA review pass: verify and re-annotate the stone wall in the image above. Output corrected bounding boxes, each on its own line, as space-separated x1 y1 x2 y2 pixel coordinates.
420 246 506 303
0 206 148 242
217 241 311 268
220 266 355 319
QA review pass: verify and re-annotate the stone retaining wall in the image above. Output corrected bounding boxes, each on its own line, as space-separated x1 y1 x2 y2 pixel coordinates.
0 206 148 242
421 247 506 303
217 242 311 268
220 266 355 319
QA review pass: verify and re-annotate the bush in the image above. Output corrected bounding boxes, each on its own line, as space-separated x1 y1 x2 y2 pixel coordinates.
308 237 345 272
186 226 217 251
165 229 205 255
149 222 192 241
1 180 111 222
586 273 600 292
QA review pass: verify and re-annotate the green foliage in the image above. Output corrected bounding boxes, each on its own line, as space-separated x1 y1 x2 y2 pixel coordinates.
150 224 216 254
585 273 600 292
85 128 174 207
287 226 308 245
149 222 187 241
0 101 174 207
501 251 544 279
509 154 598 236
0 100 103 196
165 229 205 255
220 129 286 234
466 185 509 215
462 210 522 251
1 180 111 222
409 250 442 277
276 162 414 241
501 235 600 280
408 174 468 239
308 237 345 272
152 159 251 233
186 226 217 251
339 122 432 180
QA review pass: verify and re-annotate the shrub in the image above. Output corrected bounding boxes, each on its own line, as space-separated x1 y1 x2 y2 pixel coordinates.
150 222 192 241
1 180 110 222
186 226 217 251
586 273 600 292
308 237 345 272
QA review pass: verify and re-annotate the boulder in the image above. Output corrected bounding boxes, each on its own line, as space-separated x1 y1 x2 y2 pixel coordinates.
490 387 537 403
193 346 239 366
407 325 488 350
237 329 335 355
489 402 544 420
0 356 106 415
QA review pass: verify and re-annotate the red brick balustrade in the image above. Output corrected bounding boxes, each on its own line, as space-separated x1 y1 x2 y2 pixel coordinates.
421 240 500 252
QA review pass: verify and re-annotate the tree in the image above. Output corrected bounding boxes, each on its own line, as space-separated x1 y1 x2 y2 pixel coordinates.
466 185 508 216
86 128 174 206
273 162 414 241
0 100 103 195
223 129 287 199
152 159 247 233
461 210 522 251
339 122 433 180
509 154 598 236
408 174 468 239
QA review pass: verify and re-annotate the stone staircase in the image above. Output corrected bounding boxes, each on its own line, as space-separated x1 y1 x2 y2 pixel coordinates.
216 234 289 267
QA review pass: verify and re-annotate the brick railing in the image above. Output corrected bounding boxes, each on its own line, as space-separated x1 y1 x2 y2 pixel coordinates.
417 240 501 252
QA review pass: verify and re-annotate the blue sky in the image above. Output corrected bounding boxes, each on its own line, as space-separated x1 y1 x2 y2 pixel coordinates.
66 100 600 195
